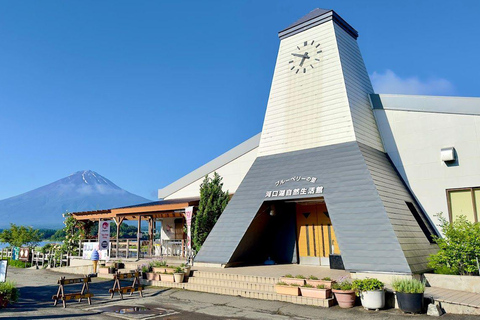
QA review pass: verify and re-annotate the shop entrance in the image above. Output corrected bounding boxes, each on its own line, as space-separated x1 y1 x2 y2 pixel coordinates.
296 202 340 266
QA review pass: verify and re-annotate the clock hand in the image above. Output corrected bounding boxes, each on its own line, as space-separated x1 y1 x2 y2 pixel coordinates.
299 52 310 67
291 53 305 57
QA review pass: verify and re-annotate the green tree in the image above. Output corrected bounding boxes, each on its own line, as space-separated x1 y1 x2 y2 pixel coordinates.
0 224 43 248
428 213 480 275
192 172 229 253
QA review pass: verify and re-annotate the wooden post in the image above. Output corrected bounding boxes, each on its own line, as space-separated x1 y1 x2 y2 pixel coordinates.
114 217 125 258
137 215 141 260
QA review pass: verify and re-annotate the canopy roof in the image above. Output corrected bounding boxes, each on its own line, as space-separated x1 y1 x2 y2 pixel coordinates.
71 197 199 221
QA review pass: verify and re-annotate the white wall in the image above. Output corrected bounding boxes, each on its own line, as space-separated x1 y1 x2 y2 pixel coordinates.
374 109 480 228
165 147 258 200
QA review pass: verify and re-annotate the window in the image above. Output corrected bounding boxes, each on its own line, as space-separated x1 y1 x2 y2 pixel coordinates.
447 188 479 223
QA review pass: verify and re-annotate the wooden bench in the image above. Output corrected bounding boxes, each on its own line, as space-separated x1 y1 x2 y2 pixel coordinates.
109 271 143 299
52 276 93 308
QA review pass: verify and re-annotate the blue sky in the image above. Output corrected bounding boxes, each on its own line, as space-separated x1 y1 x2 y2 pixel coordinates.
0 0 479 200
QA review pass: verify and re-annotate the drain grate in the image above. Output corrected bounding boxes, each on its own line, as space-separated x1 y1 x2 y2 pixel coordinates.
95 305 179 319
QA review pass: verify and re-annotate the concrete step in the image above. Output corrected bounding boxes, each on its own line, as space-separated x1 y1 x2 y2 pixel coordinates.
187 277 276 293
143 279 334 308
191 270 278 285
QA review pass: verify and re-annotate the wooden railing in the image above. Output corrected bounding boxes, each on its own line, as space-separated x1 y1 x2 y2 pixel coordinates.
0 248 69 268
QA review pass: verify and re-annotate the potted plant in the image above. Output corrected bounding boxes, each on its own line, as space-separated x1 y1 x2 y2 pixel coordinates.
332 278 356 308
306 275 336 289
352 278 385 310
181 263 191 277
0 281 19 308
275 281 300 296
151 260 167 273
161 272 175 282
114 260 125 269
392 278 425 314
139 263 151 279
300 283 331 299
108 266 116 274
173 266 185 283
279 274 305 286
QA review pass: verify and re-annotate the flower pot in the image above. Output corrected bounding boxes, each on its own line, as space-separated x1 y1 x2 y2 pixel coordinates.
275 285 300 296
174 273 185 283
0 294 7 308
396 292 424 314
184 266 191 277
161 274 175 282
152 267 165 273
279 277 305 286
146 272 158 281
99 267 109 275
300 287 331 299
360 290 385 310
164 267 176 274
332 289 356 308
305 279 336 289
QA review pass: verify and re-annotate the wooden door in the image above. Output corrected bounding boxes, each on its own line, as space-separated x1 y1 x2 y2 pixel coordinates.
296 203 340 264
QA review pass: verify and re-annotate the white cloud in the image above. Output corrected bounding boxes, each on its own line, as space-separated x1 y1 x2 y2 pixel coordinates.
370 69 455 96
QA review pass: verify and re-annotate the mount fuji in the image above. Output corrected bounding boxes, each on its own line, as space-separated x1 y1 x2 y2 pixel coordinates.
0 170 151 228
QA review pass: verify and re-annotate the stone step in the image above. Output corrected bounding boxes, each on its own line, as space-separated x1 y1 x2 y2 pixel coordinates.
191 270 278 285
187 277 276 293
143 279 334 308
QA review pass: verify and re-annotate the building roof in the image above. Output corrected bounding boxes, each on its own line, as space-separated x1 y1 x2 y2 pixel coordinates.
370 94 480 116
158 133 261 199
278 8 358 40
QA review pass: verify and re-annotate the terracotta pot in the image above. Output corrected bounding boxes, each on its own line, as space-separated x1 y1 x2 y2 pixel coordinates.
300 287 331 299
161 274 175 282
275 285 300 296
164 267 176 274
305 279 336 289
279 277 305 286
332 289 356 308
146 272 157 281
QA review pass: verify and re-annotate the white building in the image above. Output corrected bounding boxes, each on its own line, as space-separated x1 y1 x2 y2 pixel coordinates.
158 8 480 274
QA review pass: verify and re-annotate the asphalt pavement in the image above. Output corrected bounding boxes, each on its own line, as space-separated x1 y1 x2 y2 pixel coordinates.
0 267 477 320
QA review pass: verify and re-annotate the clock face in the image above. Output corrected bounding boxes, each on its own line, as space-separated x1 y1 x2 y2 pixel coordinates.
288 40 322 74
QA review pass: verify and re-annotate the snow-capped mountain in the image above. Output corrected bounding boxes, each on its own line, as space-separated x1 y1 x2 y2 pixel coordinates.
0 170 151 228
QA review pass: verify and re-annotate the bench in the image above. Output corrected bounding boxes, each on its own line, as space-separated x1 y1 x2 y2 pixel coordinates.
109 271 143 299
52 276 93 308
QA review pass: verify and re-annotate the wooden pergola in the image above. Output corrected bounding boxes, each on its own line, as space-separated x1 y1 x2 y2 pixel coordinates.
71 197 199 259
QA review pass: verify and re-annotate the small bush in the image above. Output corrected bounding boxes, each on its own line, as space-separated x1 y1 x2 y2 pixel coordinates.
332 278 352 291
316 284 326 289
302 284 314 288
392 278 425 294
0 281 19 303
321 277 332 281
283 274 293 278
295 274 306 279
308 275 318 280
173 266 184 274
428 213 480 276
150 259 167 267
352 278 384 296
277 281 288 286
6 259 30 268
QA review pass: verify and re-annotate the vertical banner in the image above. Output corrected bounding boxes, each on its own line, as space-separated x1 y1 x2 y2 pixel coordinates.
185 206 194 255
98 220 110 252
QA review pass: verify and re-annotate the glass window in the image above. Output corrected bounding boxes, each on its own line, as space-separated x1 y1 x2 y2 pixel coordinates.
448 188 478 223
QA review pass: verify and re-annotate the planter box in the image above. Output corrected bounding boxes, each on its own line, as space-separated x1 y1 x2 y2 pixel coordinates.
161 274 175 282
424 273 480 294
164 267 176 274
305 279 336 289
98 267 109 275
275 285 300 296
146 272 158 281
300 287 331 299
152 267 166 273
279 277 305 286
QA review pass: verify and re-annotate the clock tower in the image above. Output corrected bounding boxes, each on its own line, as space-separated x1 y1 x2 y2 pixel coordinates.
258 8 384 157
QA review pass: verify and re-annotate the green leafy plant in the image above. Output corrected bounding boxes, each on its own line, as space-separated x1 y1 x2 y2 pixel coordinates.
0 281 19 303
302 284 314 288
321 277 332 281
6 259 31 268
332 277 352 291
277 281 288 286
308 275 318 280
391 278 425 294
174 266 184 274
193 172 229 252
352 278 384 296
316 284 326 289
283 274 293 278
150 259 167 267
428 213 480 275
290 283 301 287
295 274 306 279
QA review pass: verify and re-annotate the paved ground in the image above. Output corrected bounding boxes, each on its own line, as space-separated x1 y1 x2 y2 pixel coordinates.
1 267 477 319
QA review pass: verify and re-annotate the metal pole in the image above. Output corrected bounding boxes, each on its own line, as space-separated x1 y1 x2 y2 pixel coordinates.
137 216 141 260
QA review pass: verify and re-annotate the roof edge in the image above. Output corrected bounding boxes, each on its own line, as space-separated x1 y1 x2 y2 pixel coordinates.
158 133 261 199
278 10 358 40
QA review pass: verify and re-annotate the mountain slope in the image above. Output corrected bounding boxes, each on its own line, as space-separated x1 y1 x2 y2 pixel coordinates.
0 170 151 228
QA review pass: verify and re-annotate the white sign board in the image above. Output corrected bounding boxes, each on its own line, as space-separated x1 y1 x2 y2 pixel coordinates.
82 242 109 260
0 260 7 283
98 220 110 250
185 206 194 254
